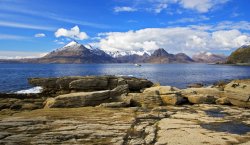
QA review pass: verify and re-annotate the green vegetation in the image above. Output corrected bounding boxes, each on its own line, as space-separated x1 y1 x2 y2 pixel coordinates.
227 45 250 64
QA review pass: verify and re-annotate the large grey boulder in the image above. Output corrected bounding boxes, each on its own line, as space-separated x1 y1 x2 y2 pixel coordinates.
44 90 111 108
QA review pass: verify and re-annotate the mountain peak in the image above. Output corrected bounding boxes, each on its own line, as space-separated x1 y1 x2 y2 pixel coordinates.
151 48 169 57
63 40 79 48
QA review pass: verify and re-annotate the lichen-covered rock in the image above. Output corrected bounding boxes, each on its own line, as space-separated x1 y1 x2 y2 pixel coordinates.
44 90 111 108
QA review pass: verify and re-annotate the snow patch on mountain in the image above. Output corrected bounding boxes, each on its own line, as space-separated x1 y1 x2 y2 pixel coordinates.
105 50 151 58
55 41 82 52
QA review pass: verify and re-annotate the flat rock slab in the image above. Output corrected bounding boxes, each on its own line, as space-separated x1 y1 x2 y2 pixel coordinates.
0 107 135 145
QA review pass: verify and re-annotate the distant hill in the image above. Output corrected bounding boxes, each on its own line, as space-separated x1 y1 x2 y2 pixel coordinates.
226 45 250 64
192 52 227 63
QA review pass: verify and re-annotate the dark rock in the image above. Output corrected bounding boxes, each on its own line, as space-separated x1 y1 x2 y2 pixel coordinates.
187 83 204 88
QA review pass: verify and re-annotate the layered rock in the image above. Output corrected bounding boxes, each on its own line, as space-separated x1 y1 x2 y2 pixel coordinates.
28 76 250 108
28 76 153 95
223 79 250 108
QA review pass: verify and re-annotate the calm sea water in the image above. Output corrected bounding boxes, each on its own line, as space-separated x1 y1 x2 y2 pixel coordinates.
0 63 250 93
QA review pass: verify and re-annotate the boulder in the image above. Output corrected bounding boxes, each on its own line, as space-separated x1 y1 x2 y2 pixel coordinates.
226 92 250 108
187 94 216 104
161 94 187 105
215 97 231 105
28 78 59 89
44 90 111 108
125 78 153 91
187 83 204 88
143 86 180 95
69 77 109 91
56 76 84 90
223 80 250 108
181 88 223 99
224 79 250 94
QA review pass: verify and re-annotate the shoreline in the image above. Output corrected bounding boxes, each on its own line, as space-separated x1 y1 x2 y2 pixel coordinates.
0 75 250 144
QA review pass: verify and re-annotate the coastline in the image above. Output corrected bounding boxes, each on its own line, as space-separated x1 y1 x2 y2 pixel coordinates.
0 75 250 144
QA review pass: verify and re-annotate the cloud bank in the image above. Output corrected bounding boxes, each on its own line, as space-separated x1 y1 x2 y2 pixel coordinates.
93 22 250 55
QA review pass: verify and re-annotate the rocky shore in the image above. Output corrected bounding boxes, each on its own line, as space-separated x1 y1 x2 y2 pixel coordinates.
0 75 250 144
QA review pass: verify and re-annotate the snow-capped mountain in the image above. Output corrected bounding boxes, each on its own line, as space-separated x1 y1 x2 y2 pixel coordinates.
40 41 115 63
0 41 196 64
192 52 227 63
105 50 151 58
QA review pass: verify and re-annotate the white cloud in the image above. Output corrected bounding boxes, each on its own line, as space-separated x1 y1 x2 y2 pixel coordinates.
54 26 89 40
0 21 55 31
212 21 250 31
93 24 250 55
178 0 229 13
114 6 137 12
34 33 46 37
139 0 229 13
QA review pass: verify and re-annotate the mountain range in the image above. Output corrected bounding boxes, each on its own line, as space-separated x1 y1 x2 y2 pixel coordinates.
0 41 230 64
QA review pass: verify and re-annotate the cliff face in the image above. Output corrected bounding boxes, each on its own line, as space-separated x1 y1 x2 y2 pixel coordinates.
227 45 250 64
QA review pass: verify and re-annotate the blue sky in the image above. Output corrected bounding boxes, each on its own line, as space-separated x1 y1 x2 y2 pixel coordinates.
0 0 250 58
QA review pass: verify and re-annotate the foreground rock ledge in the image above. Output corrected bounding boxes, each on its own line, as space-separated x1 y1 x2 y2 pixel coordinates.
0 76 250 144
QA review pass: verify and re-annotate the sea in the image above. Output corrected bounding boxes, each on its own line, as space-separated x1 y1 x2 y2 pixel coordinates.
0 63 250 93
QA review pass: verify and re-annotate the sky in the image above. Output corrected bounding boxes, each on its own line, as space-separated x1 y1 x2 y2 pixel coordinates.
0 0 250 59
